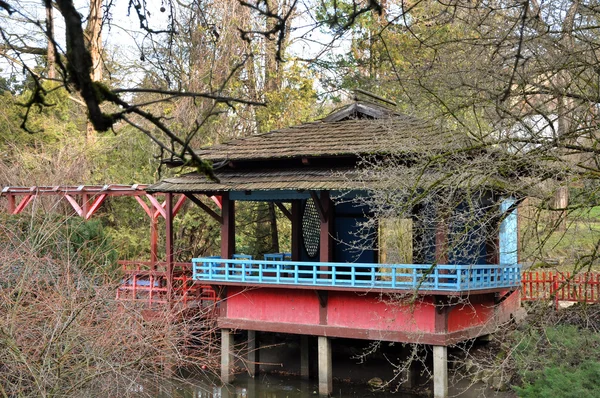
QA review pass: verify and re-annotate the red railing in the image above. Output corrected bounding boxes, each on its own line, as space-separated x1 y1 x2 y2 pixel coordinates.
116 260 217 308
521 271 600 309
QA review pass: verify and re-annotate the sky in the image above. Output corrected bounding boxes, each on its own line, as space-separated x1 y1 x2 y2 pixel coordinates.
1 0 350 90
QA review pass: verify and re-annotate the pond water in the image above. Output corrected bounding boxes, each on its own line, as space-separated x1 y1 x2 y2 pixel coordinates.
139 372 515 398
148 373 420 398
132 335 515 398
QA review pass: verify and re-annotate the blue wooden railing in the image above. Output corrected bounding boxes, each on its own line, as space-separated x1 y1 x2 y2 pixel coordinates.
191 258 521 292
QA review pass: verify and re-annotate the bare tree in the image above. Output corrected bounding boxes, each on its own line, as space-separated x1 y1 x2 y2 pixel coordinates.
0 0 263 178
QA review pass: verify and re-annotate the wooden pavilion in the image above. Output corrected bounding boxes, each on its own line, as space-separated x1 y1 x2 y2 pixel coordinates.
147 101 522 397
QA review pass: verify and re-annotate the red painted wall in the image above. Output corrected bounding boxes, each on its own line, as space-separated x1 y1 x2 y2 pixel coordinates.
226 287 321 325
222 287 520 343
447 302 493 332
327 292 436 334
225 287 437 334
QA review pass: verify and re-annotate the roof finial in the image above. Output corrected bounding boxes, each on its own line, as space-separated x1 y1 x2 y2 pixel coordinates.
353 88 397 107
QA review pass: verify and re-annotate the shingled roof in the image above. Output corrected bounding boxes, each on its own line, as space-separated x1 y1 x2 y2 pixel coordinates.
146 167 367 193
193 102 469 162
148 101 476 193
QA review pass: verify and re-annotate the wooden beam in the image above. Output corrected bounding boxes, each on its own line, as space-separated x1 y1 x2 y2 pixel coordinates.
172 194 187 217
291 201 301 261
185 193 222 223
319 190 334 266
147 194 167 219
150 217 158 267
64 195 83 217
221 192 235 259
85 194 107 220
7 195 15 213
310 191 327 223
165 193 174 305
275 202 292 221
82 193 89 218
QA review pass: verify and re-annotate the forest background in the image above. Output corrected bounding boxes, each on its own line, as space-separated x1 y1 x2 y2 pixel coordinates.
1 0 600 397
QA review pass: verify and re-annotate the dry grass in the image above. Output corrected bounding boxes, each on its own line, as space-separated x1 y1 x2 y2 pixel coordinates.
0 214 219 397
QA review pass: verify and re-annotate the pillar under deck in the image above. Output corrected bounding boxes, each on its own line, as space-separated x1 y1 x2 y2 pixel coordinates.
300 335 309 379
247 330 259 377
221 328 235 383
433 345 448 398
318 336 332 396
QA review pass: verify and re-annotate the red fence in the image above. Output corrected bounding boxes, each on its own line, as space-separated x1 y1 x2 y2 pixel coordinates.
521 271 600 308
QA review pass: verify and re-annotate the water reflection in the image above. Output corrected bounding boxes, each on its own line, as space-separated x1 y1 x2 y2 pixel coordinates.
153 373 416 398
164 376 313 398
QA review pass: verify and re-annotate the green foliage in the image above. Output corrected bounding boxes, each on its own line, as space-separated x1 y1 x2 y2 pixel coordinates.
515 361 600 398
0 84 85 154
174 207 221 260
66 218 118 273
511 324 600 397
255 63 320 132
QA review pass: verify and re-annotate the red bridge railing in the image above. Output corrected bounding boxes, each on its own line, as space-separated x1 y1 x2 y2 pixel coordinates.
521 271 600 308
116 260 216 308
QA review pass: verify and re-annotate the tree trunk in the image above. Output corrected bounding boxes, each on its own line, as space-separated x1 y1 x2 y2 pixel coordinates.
264 0 281 94
45 0 56 79
84 0 103 143
553 186 569 231
85 0 103 82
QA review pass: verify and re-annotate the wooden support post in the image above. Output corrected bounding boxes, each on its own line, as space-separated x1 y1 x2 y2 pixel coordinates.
165 193 174 303
319 191 333 276
150 216 158 269
433 345 448 398
82 193 89 218
221 192 235 260
7 195 15 213
292 201 301 261
300 335 309 379
221 329 235 384
318 336 332 396
275 202 292 221
247 330 259 377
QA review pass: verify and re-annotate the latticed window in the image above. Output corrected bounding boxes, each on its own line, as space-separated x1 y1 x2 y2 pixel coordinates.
302 200 320 258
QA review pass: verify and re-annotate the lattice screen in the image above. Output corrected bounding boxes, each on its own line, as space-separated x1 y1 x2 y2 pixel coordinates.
302 200 320 258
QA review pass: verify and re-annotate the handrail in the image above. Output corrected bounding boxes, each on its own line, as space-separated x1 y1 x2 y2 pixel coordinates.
118 260 192 274
191 258 521 292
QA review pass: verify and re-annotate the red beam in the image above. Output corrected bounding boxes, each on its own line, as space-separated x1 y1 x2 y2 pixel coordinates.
13 195 34 214
211 195 222 209
85 194 107 220
172 194 187 217
134 196 154 218
147 194 167 219
150 217 158 267
7 195 15 213
165 193 174 305
64 194 83 217
0 184 149 196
